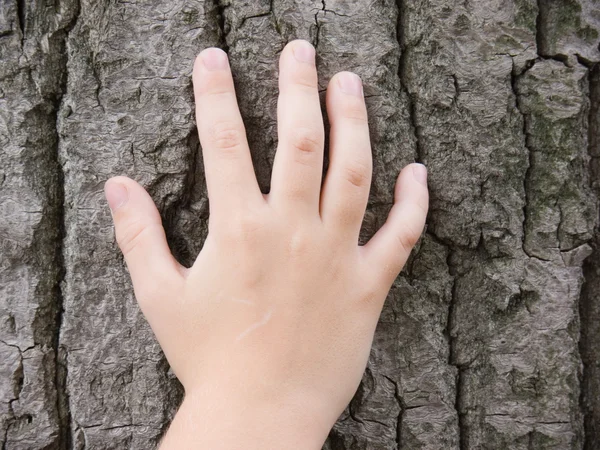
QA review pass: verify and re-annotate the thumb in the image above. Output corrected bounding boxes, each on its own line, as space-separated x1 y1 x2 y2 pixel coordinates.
104 176 185 305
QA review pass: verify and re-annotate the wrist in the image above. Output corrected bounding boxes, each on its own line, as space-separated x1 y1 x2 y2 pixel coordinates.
159 385 333 449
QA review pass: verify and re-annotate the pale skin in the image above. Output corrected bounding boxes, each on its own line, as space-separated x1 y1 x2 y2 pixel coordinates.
104 39 429 449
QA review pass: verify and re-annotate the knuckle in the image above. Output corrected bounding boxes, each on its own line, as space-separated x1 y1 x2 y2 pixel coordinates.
209 121 245 153
293 77 318 91
204 88 235 100
290 127 323 158
343 160 371 188
342 101 368 124
288 229 313 259
396 224 422 254
116 221 154 257
289 70 318 91
220 209 266 242
195 73 231 97
415 197 429 217
236 211 264 234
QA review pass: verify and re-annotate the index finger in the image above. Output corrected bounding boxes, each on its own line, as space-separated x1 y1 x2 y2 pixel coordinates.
193 48 263 217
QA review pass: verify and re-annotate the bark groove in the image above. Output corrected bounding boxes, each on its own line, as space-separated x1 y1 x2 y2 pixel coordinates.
580 62 600 450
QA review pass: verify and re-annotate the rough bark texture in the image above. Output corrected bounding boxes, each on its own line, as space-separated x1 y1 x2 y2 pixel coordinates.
1 0 599 448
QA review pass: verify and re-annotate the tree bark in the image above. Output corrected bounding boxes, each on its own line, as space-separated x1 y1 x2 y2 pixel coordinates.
1 0 599 448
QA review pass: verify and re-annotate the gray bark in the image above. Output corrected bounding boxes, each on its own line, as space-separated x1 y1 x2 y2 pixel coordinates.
1 0 599 448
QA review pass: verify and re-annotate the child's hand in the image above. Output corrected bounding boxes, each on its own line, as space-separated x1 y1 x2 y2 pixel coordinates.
104 39 428 449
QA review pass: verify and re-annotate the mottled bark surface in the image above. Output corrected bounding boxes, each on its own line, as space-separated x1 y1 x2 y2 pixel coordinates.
1 0 599 448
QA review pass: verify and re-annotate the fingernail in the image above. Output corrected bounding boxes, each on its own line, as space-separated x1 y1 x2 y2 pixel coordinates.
201 48 229 71
412 164 427 186
338 72 363 97
105 181 129 211
292 40 315 64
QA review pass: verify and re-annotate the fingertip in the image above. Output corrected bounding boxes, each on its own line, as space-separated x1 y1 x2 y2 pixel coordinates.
290 39 315 64
333 71 363 97
410 163 427 186
104 177 130 212
104 176 162 221
286 38 314 48
283 39 315 55
395 163 429 203
105 175 132 188
192 49 231 99
325 72 367 121
195 47 229 72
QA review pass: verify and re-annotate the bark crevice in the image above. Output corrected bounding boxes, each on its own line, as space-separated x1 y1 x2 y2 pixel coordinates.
382 374 404 449
313 0 326 49
535 0 576 66
446 252 465 450
580 61 600 450
395 0 421 163
215 0 230 53
16 0 25 43
510 60 534 261
53 2 81 448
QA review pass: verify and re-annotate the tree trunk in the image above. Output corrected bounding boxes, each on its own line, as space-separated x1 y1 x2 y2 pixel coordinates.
1 0 599 448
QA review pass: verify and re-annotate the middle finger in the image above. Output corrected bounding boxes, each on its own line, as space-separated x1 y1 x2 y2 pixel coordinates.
269 40 325 217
